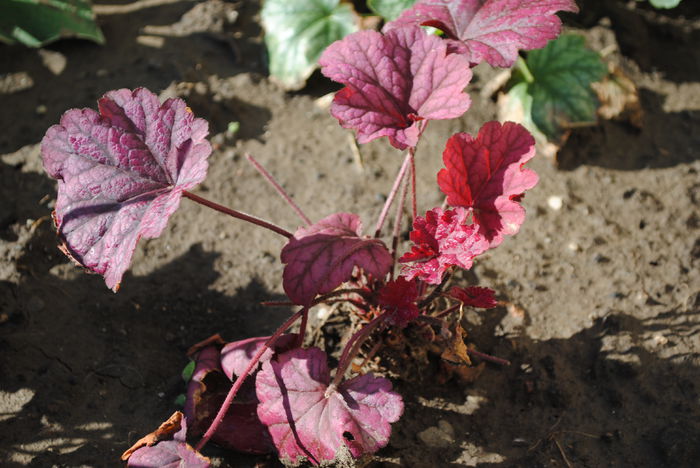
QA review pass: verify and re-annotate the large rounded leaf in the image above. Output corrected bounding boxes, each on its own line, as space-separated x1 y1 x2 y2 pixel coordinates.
41 88 212 291
256 347 403 466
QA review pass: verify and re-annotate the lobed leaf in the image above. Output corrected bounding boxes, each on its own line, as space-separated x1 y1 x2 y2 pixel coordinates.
437 121 538 247
399 207 489 284
281 213 392 306
41 88 212 291
524 34 607 139
384 0 578 67
0 0 104 47
262 0 358 91
319 26 472 150
256 347 403 466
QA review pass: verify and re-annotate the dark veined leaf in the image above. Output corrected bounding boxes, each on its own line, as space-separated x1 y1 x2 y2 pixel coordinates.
261 0 358 91
0 0 104 47
521 34 607 139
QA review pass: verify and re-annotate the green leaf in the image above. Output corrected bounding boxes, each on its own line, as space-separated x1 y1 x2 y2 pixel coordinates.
648 0 682 9
368 0 416 21
0 0 104 47
262 0 358 91
523 35 607 140
181 360 196 382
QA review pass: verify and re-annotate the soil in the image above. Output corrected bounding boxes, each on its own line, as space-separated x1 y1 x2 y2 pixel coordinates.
1 1 699 467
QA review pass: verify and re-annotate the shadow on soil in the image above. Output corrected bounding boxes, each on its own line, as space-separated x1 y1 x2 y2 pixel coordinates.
557 89 700 170
375 296 700 468
0 239 289 467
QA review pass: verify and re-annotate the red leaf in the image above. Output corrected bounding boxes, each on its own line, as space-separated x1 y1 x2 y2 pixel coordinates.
256 348 403 466
377 277 420 327
448 286 497 308
437 121 538 247
281 213 392 306
385 0 578 67
399 207 489 284
41 88 211 291
220 334 298 381
319 26 472 150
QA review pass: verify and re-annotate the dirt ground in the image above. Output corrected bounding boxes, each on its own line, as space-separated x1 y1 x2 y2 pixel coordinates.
1 0 699 466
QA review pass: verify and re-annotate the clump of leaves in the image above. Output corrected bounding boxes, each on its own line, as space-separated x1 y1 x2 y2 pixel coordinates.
41 0 579 465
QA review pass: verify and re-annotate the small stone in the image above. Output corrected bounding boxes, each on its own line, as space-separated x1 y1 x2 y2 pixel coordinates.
547 195 563 211
38 49 67 75
417 420 455 448
35 104 47 115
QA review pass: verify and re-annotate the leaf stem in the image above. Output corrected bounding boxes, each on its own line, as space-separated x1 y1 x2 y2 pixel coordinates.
195 308 305 452
467 348 511 366
374 151 412 238
410 147 417 221
183 190 293 238
515 56 534 84
332 313 386 387
245 153 312 226
390 171 410 279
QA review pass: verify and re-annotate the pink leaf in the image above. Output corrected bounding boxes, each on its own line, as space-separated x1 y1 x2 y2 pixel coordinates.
184 345 273 454
281 213 392 307
256 347 403 466
437 121 538 247
41 88 211 291
319 26 472 150
448 286 497 308
399 207 489 284
220 334 298 381
125 412 210 468
385 0 578 67
377 277 420 327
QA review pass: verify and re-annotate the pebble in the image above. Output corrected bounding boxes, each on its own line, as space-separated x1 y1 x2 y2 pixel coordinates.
547 195 563 211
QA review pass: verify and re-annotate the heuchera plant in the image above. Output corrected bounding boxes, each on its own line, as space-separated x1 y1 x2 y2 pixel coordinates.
41 0 577 466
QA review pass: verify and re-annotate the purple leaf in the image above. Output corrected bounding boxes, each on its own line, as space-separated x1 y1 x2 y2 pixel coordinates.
385 0 579 67
437 121 538 247
319 26 472 150
41 88 212 291
123 411 210 468
184 344 274 454
256 347 403 466
281 213 392 307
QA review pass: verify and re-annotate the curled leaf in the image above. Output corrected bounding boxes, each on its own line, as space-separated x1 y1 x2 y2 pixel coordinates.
385 0 578 67
122 411 210 467
399 207 489 284
281 213 392 306
256 347 403 466
184 344 273 454
437 121 538 247
41 88 212 291
319 26 471 150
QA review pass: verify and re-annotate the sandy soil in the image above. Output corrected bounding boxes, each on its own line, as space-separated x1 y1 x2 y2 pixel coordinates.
1 1 699 466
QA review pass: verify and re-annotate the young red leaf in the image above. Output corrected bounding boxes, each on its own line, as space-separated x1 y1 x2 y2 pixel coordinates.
281 213 392 306
256 347 403 466
123 411 210 467
448 286 497 308
437 121 538 247
41 88 211 291
184 344 274 454
385 0 578 68
319 26 472 150
399 207 489 284
377 277 420 327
